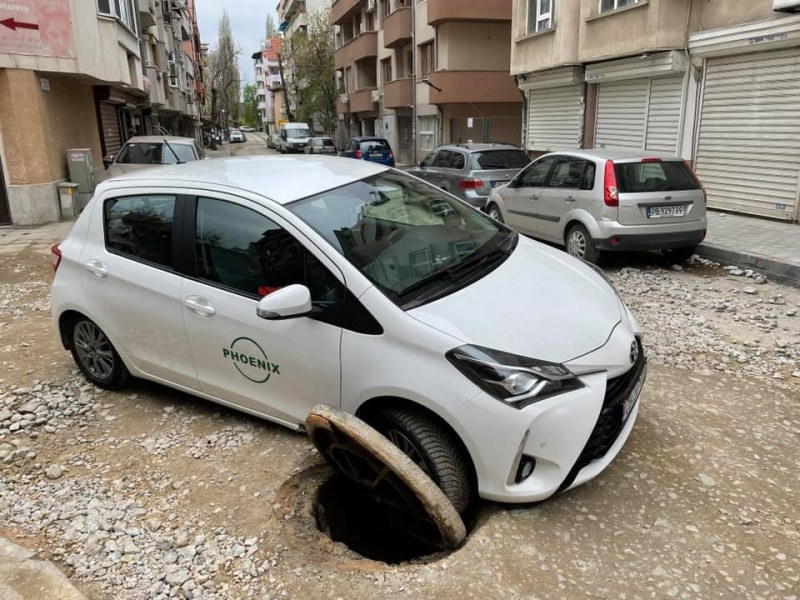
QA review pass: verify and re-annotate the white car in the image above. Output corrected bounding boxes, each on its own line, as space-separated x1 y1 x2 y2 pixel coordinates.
102 136 205 180
50 156 645 511
229 129 245 143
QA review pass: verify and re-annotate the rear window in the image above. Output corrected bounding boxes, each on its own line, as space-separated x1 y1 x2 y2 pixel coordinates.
116 142 196 165
359 139 390 152
470 150 530 170
615 161 698 193
314 139 335 147
321 139 335 147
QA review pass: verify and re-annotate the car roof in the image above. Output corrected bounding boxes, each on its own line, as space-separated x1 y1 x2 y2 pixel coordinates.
437 143 521 153
352 136 389 142
125 136 196 144
550 148 681 162
102 156 389 205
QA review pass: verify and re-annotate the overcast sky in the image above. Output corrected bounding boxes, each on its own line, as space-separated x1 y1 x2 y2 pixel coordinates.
195 0 279 87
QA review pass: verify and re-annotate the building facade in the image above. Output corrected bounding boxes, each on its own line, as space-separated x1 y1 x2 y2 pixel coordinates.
253 36 284 133
333 0 523 165
512 0 800 222
0 0 204 226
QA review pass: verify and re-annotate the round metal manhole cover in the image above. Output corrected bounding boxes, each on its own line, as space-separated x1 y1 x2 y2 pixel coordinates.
305 404 467 551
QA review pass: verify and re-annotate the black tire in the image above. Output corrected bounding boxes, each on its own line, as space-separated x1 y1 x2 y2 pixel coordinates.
566 223 601 264
664 245 697 263
369 408 473 514
487 203 504 223
69 317 130 390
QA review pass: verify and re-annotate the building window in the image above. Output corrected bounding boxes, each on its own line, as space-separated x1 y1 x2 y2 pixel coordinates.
97 0 135 31
379 0 391 18
419 115 436 151
527 0 552 34
419 42 434 79
168 52 178 88
600 0 639 12
381 58 392 84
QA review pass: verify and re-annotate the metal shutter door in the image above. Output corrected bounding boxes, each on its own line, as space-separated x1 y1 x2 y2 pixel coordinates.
695 48 800 220
527 85 583 151
645 76 683 154
99 102 122 157
595 79 648 150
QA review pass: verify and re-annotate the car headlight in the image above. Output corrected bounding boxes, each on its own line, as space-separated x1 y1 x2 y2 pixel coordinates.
446 345 584 409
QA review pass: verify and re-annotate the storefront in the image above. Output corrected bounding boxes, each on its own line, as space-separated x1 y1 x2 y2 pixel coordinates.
519 66 584 153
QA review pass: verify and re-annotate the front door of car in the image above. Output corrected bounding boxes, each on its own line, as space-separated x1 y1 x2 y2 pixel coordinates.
413 150 438 184
501 155 556 236
537 156 593 242
180 194 344 425
79 191 198 388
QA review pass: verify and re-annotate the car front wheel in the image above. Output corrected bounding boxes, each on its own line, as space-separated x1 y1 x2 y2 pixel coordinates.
369 408 473 514
566 223 601 264
487 204 504 223
69 317 130 389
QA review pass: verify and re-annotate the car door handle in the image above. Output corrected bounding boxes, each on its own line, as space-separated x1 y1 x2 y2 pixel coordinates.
530 194 539 200
84 260 108 279
565 195 576 202
184 296 216 317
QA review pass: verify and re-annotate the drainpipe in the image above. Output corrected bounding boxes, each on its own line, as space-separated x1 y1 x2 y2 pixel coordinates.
411 0 417 164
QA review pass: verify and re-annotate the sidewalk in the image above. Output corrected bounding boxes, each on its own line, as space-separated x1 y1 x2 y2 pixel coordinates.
698 210 800 286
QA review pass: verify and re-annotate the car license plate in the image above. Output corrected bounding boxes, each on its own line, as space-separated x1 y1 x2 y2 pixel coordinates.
622 364 646 422
647 205 685 219
370 152 383 158
491 180 509 188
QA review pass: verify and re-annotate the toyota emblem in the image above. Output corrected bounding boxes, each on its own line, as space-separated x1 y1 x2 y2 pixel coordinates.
630 341 639 365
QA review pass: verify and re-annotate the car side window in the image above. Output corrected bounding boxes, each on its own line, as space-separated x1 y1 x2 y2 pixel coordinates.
194 198 343 308
104 195 176 268
420 151 437 167
581 162 596 191
350 140 359 152
449 152 466 170
517 156 557 187
432 150 452 168
548 158 585 189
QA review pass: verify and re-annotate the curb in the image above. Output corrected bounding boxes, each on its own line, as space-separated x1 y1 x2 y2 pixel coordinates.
696 242 800 288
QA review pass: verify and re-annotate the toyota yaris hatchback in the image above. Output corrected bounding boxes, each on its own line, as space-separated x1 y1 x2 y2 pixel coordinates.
51 156 646 511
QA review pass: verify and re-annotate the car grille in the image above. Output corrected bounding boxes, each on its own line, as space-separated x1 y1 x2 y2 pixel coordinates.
556 340 646 494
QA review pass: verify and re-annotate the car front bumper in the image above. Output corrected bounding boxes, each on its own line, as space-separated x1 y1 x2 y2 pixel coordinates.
594 218 707 251
452 321 645 503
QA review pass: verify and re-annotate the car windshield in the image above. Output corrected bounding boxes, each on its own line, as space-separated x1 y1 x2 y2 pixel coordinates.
615 161 699 193
289 171 515 307
287 128 311 138
470 149 530 170
116 142 196 165
359 139 390 152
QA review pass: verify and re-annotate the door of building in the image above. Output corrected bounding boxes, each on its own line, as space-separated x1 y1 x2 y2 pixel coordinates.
397 114 413 165
0 154 10 225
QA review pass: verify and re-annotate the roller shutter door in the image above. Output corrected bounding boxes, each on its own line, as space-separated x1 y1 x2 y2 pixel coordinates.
526 85 583 152
595 79 649 150
99 102 122 158
645 77 683 154
695 48 800 221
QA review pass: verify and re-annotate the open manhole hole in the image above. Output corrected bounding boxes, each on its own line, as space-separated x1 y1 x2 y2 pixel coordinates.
306 405 471 564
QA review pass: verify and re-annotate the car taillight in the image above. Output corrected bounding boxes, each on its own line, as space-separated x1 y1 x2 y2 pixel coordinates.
641 157 662 163
354 149 363 159
603 160 618 207
388 151 394 158
51 243 62 273
459 178 484 190
683 159 707 204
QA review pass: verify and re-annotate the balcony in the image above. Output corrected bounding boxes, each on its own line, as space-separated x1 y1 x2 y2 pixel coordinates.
427 71 521 104
384 79 412 108
332 0 365 26
146 66 167 106
427 0 512 25
349 88 378 113
137 0 156 28
334 31 377 70
383 7 412 48
278 0 304 22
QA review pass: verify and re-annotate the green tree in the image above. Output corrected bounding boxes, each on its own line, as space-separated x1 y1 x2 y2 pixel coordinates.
289 8 336 134
241 83 259 128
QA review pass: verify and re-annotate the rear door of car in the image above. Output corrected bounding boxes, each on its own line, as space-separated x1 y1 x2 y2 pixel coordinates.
614 159 705 226
441 150 468 195
360 139 391 163
468 149 531 201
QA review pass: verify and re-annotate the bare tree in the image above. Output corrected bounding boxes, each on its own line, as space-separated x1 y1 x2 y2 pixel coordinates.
205 10 241 144
266 14 277 38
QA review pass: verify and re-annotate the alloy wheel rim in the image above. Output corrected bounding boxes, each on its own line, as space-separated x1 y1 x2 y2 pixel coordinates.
74 321 115 380
568 231 586 258
489 208 500 221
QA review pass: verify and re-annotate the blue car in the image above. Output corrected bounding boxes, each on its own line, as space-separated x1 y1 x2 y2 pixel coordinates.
340 136 395 167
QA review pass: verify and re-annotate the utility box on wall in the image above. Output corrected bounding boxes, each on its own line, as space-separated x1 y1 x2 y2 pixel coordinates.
66 148 95 194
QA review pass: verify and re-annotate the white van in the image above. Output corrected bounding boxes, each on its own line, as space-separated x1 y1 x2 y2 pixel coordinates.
278 122 312 153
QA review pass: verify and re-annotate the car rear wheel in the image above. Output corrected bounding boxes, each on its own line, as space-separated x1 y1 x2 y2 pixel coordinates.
69 317 130 389
664 245 697 263
487 204 504 223
368 408 473 514
566 224 601 264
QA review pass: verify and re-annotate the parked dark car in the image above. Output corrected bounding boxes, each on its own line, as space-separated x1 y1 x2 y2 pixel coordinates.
340 136 395 167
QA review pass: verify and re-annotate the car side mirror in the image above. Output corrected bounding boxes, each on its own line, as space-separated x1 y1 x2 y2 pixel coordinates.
418 161 425 168
256 284 312 320
103 154 115 166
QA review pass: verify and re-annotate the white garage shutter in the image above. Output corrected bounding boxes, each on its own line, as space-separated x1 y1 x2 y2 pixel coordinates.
595 79 649 150
695 48 800 220
645 76 683 154
527 85 583 152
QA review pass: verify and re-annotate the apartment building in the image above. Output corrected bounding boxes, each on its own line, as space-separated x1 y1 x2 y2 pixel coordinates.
512 0 800 222
333 0 522 164
0 0 205 226
252 36 284 132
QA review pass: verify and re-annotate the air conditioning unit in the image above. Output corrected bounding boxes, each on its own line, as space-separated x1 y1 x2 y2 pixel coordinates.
366 0 376 12
370 89 382 102
339 93 349 104
774 0 800 11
